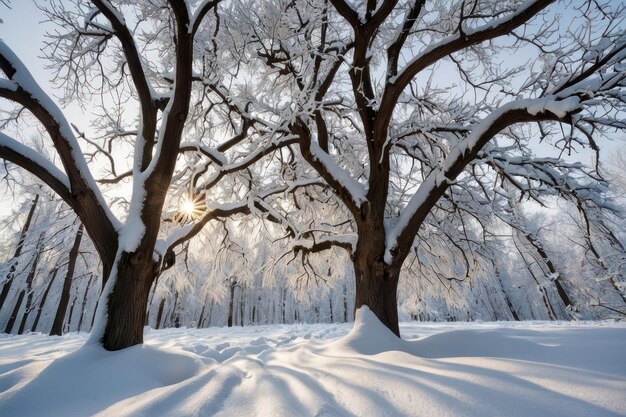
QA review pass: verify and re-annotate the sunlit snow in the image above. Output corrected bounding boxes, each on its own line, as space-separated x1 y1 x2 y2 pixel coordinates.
1 308 624 417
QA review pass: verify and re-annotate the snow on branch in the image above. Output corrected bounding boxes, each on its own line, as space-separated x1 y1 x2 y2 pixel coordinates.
384 0 554 93
293 234 357 255
0 40 119 230
294 119 368 214
157 193 302 268
385 94 585 264
190 0 220 35
0 132 72 204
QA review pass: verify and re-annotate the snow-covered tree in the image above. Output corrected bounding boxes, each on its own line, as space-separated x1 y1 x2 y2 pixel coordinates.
231 0 626 335
0 0 296 350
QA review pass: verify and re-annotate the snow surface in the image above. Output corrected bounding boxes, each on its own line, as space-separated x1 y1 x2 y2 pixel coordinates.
1 308 625 417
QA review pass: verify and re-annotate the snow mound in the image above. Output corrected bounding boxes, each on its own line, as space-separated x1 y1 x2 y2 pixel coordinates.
413 328 545 358
1 321 625 417
0 343 202 417
329 306 410 354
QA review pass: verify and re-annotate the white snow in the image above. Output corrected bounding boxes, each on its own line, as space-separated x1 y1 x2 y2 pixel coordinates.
0 41 122 232
309 141 368 208
1 308 624 417
0 132 71 190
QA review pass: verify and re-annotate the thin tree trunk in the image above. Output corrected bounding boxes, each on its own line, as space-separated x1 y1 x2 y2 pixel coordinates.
281 288 286 324
155 297 166 329
227 281 236 327
203 300 213 328
522 232 574 311
171 290 181 328
4 289 25 333
494 264 520 321
239 287 245 326
66 295 77 332
343 283 348 322
50 225 83 336
329 295 334 323
77 273 95 332
0 195 39 312
18 231 45 334
146 275 161 326
31 267 59 332
197 296 207 328
513 236 557 320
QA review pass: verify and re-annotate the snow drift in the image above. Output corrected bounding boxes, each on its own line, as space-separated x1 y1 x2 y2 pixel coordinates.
0 309 625 417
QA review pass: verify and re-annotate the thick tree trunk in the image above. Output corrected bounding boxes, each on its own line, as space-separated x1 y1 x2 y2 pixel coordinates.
50 225 83 336
100 251 158 350
353 256 401 337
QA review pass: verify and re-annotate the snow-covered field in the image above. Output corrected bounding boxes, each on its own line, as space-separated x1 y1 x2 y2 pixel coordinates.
1 308 625 417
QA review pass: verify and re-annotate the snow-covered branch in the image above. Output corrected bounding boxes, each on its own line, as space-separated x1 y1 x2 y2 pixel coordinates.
0 132 72 205
386 94 586 264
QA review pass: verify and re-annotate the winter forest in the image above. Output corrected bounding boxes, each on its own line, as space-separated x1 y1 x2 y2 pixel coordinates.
0 0 625 416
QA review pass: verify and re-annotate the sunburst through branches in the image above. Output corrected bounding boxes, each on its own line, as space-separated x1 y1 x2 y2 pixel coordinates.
174 193 205 224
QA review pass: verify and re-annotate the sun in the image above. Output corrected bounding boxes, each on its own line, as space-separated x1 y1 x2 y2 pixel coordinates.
181 199 196 216
175 194 205 224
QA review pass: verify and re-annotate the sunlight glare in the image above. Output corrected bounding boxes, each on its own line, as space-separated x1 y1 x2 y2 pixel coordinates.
182 199 195 216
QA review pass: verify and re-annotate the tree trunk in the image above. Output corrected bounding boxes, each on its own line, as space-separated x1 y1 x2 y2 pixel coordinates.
227 281 236 327
77 273 95 332
155 297 166 329
239 288 245 326
353 256 401 337
100 251 158 350
281 288 286 324
50 225 83 336
18 231 45 334
343 283 348 322
66 295 77 332
4 289 25 333
31 267 59 332
197 296 207 328
494 265 520 321
0 195 39 312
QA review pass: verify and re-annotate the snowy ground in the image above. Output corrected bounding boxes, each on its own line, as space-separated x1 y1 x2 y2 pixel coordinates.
1 308 625 417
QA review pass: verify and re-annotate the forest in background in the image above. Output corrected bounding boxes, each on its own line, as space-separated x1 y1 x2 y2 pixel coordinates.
1 162 624 335
0 0 624 345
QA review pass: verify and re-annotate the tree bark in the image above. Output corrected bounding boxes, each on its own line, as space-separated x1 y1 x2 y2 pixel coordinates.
50 225 83 336
31 267 58 332
343 283 348 322
0 194 39 312
66 295 77 332
100 251 158 350
77 273 95 332
155 297 166 329
227 281 236 327
353 254 401 336
4 289 24 333
17 231 45 334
